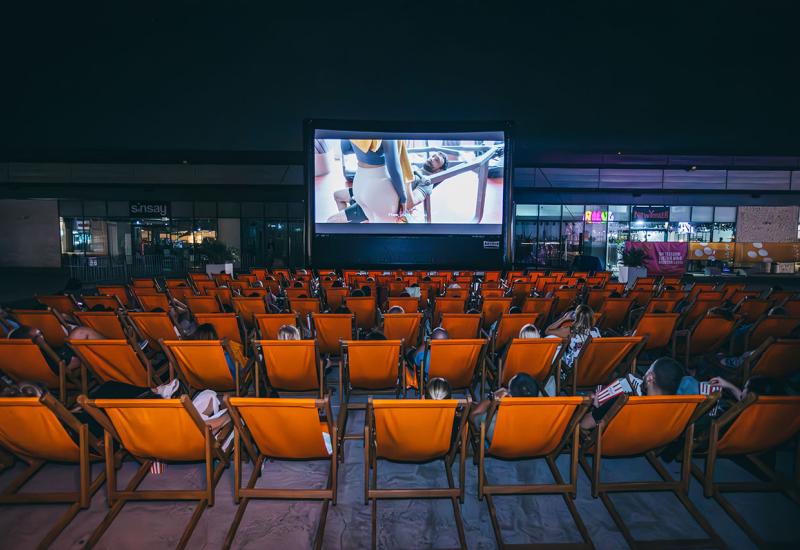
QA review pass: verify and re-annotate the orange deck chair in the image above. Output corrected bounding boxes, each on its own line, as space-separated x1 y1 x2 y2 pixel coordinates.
581 394 723 549
719 283 746 300
644 297 681 314
521 296 556 329
477 396 592 548
254 312 301 339
345 296 378 331
734 297 773 324
626 288 654 308
96 285 132 308
675 312 739 368
205 286 233 309
688 282 717 301
597 297 634 333
311 313 356 356
440 313 482 339
488 313 539 356
36 295 79 316
632 276 657 289
727 289 761 304
0 394 106 548
194 312 246 346
481 297 513 330
289 297 322 327
134 291 171 312
162 339 251 396
510 281 534 307
78 395 229 550
680 296 723 328
75 310 127 339
69 338 163 392
131 277 157 288
365 398 471 550
186 295 223 314
569 336 645 394
82 294 125 311
338 340 405 448
691 394 800 548
739 314 800 353
586 289 612 311
126 311 180 353
423 338 487 398
254 339 324 398
167 285 195 303
552 288 581 318
384 296 419 313
382 313 422 350
324 287 349 312
740 337 800 381
0 336 77 404
632 313 680 356
695 290 725 301
432 296 467 324
12 309 70 349
497 338 565 395
232 296 267 329
223 396 338 550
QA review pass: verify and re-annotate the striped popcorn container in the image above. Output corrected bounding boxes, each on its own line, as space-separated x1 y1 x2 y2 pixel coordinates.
699 382 723 417
150 460 166 475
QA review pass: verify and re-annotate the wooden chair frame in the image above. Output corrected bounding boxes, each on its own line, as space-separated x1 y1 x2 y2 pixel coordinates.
69 337 164 395
420 338 488 400
161 337 252 396
476 397 593 548
569 336 646 395
364 398 471 550
495 337 567 395
252 339 325 398
78 395 230 550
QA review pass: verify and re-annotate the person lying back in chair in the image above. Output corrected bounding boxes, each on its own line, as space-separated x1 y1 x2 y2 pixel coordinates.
470 373 540 446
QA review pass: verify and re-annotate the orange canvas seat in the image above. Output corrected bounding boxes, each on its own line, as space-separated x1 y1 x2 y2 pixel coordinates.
162 339 250 395
194 313 245 346
167 285 195 303
741 338 800 380
34 295 78 315
0 337 75 403
311 313 355 355
497 338 565 393
285 287 310 301
254 312 301 339
382 313 422 348
733 298 772 324
289 297 322 323
510 281 534 306
345 296 378 331
632 276 657 289
586 289 612 311
223 396 338 550
126 311 180 352
440 313 482 339
365 398 471 549
96 285 132 308
740 314 800 352
681 297 723 327
205 287 233 308
432 296 467 323
477 396 591 547
489 312 539 355
597 297 634 332
521 296 556 328
384 296 419 313
675 313 738 367
186 295 222 314
75 310 127 339
131 277 157 288
645 297 681 314
232 296 267 328
423 338 487 397
570 336 645 394
659 289 689 301
78 395 229 549
688 282 717 302
82 294 125 311
324 287 349 311
135 291 171 312
0 395 106 548
12 309 70 348
728 289 760 303
626 288 654 307
254 339 324 397
480 297 512 330
581 395 723 548
719 283 746 300
692 395 800 547
551 289 580 317
69 338 162 389
632 313 680 353
695 290 725 301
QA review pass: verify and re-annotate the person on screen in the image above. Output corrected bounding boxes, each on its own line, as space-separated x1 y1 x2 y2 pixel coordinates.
328 142 444 223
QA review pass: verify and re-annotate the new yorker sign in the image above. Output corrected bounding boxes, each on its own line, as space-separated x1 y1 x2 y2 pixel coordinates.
129 201 170 218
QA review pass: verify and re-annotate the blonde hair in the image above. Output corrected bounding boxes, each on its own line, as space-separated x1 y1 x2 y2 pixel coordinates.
277 324 301 340
570 305 594 338
518 323 540 339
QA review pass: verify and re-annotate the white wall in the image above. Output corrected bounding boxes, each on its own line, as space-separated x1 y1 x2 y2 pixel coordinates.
0 199 61 267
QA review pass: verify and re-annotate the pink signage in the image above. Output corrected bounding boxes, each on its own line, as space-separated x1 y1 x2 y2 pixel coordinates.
625 242 688 275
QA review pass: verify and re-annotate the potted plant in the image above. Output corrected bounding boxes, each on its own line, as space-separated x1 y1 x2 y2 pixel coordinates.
314 139 332 176
619 246 649 285
198 238 239 276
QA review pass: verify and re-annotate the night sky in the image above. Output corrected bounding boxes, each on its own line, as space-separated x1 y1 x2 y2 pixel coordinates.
2 1 798 164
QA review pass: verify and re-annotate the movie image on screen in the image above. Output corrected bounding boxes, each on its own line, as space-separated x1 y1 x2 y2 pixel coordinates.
313 130 505 235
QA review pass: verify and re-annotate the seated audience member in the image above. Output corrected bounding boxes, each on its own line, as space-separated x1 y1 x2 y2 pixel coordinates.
518 323 540 339
8 324 105 375
414 327 449 376
185 323 243 380
364 329 387 340
544 305 599 392
332 279 344 288
361 285 372 297
386 305 405 314
426 377 452 400
708 375 789 401
508 305 522 315
580 357 684 431
334 304 352 314
469 373 540 445
277 324 301 340
350 289 365 298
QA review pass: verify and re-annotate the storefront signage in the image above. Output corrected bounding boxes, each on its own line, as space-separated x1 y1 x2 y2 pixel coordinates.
625 242 688 275
632 206 669 221
129 201 170 218
584 210 615 223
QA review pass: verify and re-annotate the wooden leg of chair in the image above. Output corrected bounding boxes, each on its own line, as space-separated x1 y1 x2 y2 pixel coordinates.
36 502 82 550
371 496 377 550
484 493 505 549
204 429 214 507
709 489 767 548
2 459 44 495
478 423 486 501
313 500 330 550
79 424 90 508
223 457 261 550
451 492 467 550
176 499 208 550
85 460 150 549
598 491 636 548
363 425 369 505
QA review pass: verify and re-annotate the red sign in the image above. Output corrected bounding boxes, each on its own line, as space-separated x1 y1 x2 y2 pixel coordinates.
632 206 670 221
625 242 688 275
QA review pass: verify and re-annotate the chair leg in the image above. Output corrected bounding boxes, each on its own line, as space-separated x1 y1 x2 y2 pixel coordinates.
313 500 330 550
176 499 208 550
85 460 150 548
36 502 82 550
484 493 505 549
223 456 261 550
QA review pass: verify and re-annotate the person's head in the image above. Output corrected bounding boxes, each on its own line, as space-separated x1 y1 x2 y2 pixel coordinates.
768 306 787 316
399 291 411 297
518 324 540 339
293 281 303 288
570 305 594 337
365 330 387 340
188 323 218 340
8 325 37 340
361 285 371 297
90 303 112 312
277 324 301 340
742 376 788 399
332 279 344 288
508 373 539 397
708 307 735 322
422 152 448 174
608 290 621 298
351 289 364 297
334 304 351 314
426 377 452 400
431 327 449 340
387 306 405 314
643 357 683 396
508 305 522 314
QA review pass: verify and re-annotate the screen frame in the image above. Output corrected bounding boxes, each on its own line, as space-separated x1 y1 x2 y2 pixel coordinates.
304 118 514 267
